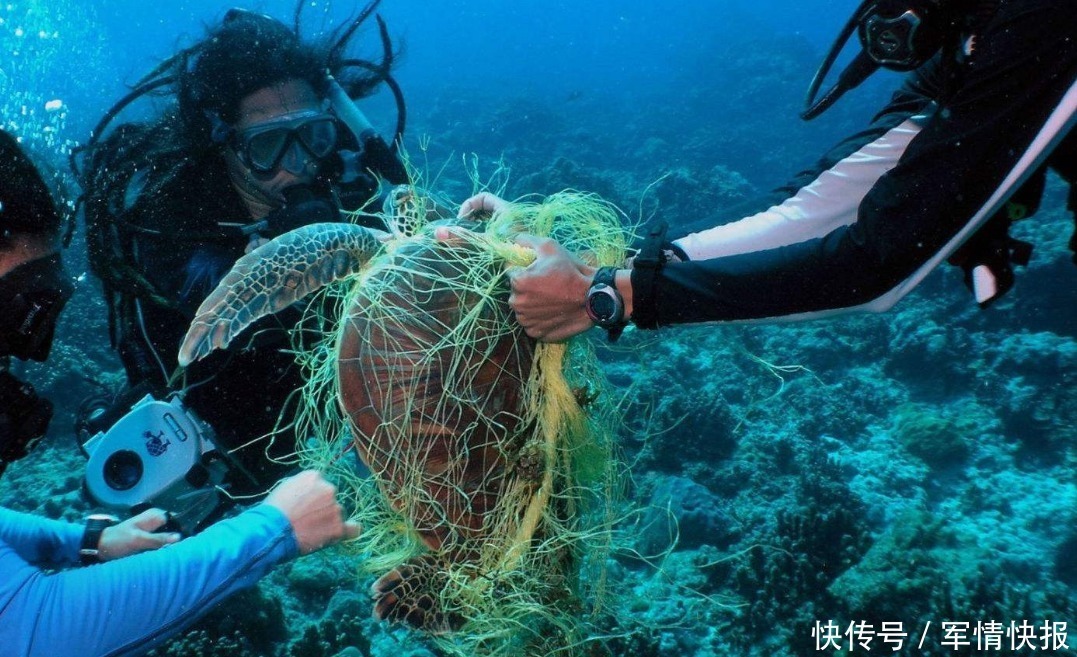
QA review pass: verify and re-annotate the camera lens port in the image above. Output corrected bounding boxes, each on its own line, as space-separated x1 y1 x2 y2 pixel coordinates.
103 450 143 491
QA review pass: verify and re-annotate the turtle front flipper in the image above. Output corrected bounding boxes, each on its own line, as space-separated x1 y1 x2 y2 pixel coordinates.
372 554 464 634
178 222 382 367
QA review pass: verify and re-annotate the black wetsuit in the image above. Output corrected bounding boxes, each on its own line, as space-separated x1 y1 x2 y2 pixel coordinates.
115 149 403 493
633 0 1077 327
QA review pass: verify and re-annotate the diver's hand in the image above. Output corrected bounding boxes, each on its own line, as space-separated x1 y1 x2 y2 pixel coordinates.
98 509 182 562
433 225 473 246
457 192 509 219
264 470 360 555
509 234 596 342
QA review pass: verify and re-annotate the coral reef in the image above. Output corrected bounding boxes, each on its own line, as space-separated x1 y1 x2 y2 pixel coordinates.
635 475 738 556
147 589 288 657
890 402 978 470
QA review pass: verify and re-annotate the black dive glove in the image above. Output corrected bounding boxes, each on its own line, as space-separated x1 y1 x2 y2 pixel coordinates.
950 233 1032 309
259 184 340 237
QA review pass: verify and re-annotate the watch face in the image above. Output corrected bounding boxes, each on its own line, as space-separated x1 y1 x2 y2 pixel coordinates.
587 287 618 323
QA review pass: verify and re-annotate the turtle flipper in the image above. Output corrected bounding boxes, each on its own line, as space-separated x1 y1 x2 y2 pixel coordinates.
178 222 382 367
372 555 463 634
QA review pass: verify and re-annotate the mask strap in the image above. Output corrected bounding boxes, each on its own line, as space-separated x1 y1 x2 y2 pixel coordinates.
206 112 233 144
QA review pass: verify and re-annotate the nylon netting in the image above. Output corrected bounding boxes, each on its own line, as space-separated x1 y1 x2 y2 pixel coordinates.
293 190 631 655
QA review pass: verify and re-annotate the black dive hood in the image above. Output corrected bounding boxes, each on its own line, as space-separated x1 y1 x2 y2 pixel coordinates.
802 0 960 120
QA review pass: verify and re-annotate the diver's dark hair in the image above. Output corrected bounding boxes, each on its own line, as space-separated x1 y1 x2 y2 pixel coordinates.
0 130 63 244
76 0 398 341
179 11 330 140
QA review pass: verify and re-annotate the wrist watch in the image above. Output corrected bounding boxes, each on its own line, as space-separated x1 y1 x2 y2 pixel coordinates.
79 513 119 566
585 266 628 342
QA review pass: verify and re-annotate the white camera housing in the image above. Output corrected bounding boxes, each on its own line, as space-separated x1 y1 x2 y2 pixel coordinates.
84 395 227 526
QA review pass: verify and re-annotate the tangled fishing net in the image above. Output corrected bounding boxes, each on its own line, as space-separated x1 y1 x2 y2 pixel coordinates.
291 189 631 656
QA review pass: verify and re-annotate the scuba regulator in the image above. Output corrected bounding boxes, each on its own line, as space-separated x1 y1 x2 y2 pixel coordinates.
802 0 995 120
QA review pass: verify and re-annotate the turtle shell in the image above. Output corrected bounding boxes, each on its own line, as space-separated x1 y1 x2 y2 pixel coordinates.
337 238 535 556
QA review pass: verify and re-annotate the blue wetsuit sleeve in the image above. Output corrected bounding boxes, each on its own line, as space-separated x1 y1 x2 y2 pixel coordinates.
0 504 298 657
0 507 84 567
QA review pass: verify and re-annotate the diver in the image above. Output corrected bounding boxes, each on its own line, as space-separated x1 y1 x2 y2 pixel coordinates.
464 0 1077 339
1 127 359 657
0 130 73 479
74 3 409 502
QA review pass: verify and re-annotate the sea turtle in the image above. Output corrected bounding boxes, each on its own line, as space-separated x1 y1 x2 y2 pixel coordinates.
179 196 624 642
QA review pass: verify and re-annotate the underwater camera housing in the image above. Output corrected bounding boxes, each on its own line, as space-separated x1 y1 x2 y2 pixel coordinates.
82 394 228 534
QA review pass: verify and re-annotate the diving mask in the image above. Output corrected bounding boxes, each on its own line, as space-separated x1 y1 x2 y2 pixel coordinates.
234 111 338 175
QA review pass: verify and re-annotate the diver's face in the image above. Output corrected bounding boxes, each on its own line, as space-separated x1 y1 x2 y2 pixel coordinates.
225 78 327 217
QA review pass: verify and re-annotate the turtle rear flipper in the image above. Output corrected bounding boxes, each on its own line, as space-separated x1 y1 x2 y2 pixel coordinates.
372 555 463 634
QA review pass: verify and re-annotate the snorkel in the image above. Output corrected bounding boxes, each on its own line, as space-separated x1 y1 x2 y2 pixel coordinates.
323 74 391 185
326 75 377 143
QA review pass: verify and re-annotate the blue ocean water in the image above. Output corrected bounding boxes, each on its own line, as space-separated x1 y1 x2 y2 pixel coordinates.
2 1 1076 657
6 0 873 155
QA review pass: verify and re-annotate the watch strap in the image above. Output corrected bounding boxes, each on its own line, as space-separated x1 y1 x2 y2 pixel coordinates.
592 266 618 293
80 514 119 566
